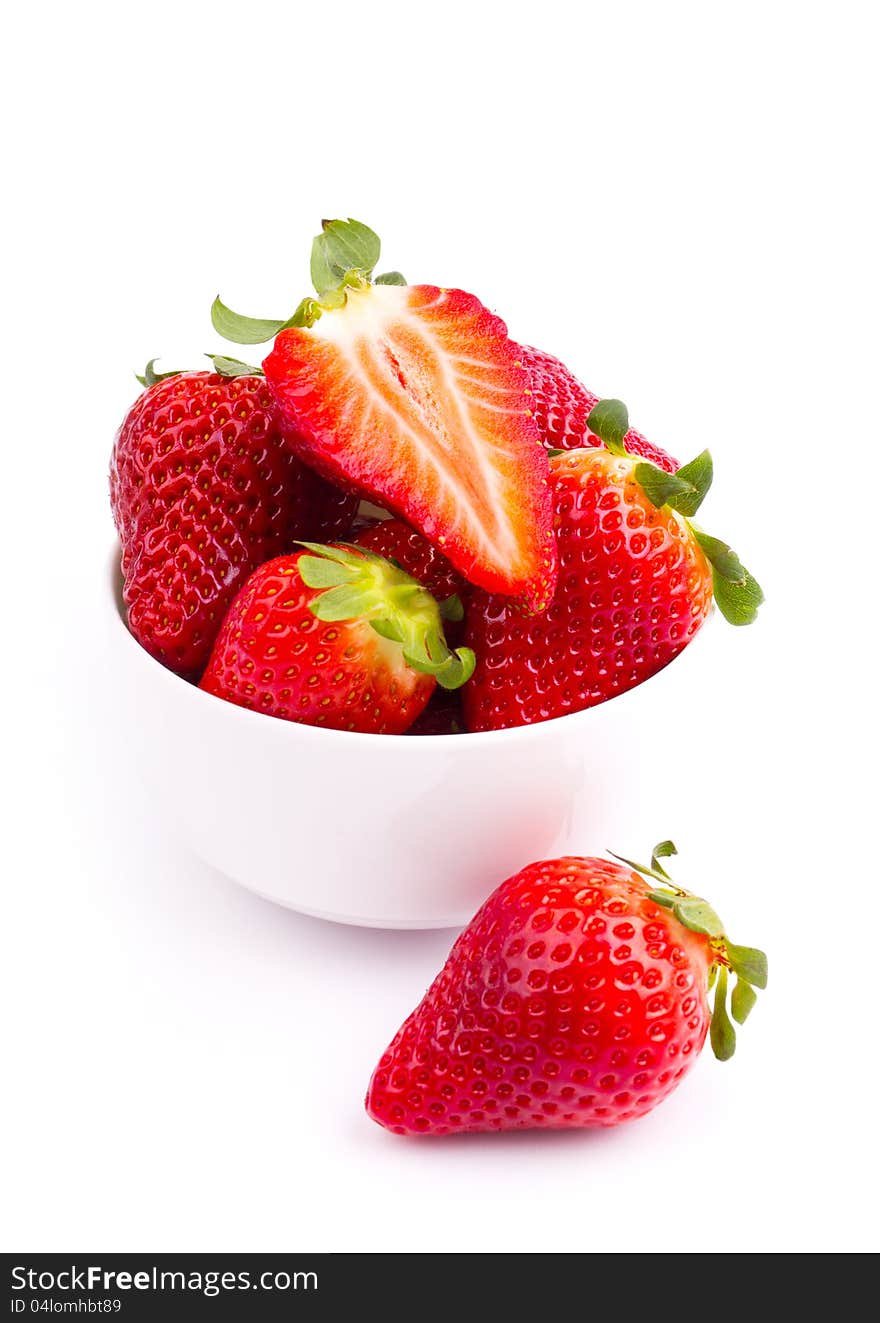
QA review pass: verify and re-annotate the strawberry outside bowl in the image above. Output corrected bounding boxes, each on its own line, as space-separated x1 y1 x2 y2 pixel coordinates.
105 545 718 929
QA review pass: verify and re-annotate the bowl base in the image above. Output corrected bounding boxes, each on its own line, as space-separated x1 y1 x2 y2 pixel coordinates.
203 858 467 930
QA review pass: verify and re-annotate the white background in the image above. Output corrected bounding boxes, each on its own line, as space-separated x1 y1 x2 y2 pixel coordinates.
3 0 877 1254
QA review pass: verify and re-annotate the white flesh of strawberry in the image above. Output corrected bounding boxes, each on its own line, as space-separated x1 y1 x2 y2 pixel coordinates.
310 284 522 571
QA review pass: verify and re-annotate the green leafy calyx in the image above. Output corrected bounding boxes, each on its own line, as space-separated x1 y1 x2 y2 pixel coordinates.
609 840 768 1062
691 530 764 627
295 542 474 690
135 355 264 390
585 398 763 627
635 449 713 517
310 218 380 294
585 398 630 455
135 358 183 388
205 353 262 378
212 218 408 345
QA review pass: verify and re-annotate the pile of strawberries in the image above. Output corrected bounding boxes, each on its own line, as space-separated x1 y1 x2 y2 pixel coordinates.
110 220 768 1137
111 218 761 737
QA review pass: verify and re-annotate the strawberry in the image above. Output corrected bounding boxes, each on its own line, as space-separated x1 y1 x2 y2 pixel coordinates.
212 219 557 610
353 518 466 608
519 343 679 472
463 399 763 731
110 359 357 679
199 543 474 734
366 842 767 1135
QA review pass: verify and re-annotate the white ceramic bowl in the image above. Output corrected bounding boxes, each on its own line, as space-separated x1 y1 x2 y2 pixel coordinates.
105 547 717 928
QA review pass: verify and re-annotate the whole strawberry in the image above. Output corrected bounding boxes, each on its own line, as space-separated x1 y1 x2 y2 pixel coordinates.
213 218 557 610
366 842 767 1135
463 399 763 731
110 360 356 679
519 343 678 471
199 543 474 734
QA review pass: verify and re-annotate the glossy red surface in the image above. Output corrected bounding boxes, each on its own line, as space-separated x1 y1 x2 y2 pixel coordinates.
463 449 713 731
110 372 355 678
367 857 711 1134
519 344 679 472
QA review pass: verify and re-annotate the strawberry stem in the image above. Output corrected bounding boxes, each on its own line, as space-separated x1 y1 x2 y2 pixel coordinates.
609 841 768 1061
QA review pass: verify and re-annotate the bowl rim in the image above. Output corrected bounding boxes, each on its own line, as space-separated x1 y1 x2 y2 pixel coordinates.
107 542 713 750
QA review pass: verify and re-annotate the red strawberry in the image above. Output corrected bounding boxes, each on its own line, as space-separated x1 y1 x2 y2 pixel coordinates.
353 518 466 607
110 361 357 679
199 543 474 734
366 842 767 1135
463 399 762 732
212 219 556 610
519 343 678 472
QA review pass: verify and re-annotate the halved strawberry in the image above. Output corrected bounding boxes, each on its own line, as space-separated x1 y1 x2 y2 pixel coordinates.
212 220 557 611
